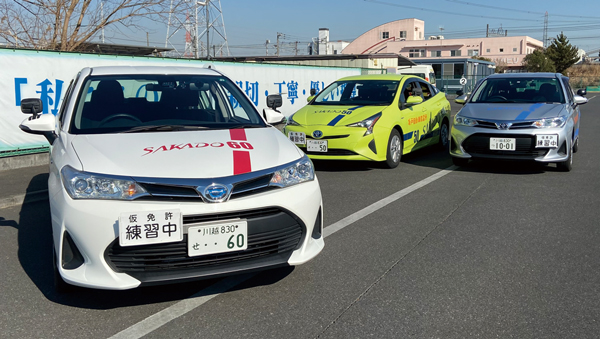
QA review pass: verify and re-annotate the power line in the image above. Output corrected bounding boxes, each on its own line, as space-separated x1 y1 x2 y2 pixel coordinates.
441 0 600 19
364 0 545 22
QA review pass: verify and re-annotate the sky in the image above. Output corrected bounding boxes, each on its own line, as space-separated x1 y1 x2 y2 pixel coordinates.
100 0 600 57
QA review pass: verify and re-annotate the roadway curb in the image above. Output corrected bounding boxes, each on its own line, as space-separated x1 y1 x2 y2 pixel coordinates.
0 190 49 210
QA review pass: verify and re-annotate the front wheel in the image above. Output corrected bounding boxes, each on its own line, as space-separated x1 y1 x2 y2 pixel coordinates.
556 141 573 172
438 120 450 151
385 129 403 169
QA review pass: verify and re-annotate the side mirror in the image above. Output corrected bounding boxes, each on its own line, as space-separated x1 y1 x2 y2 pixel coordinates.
310 88 317 96
263 108 285 125
406 95 423 106
21 98 44 117
19 113 57 143
455 94 468 105
456 90 464 96
266 94 283 110
577 89 587 96
574 95 588 106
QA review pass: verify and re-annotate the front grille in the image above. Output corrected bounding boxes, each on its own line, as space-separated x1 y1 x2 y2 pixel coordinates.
306 135 350 140
463 133 549 159
302 148 358 156
475 120 535 130
104 208 305 274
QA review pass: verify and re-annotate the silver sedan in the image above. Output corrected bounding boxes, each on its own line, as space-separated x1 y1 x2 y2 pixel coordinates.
450 73 587 171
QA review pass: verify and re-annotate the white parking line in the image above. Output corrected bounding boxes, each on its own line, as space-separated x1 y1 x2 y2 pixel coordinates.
108 165 457 339
588 95 597 101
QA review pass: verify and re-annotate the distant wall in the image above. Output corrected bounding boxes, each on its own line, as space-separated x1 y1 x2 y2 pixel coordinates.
0 48 361 153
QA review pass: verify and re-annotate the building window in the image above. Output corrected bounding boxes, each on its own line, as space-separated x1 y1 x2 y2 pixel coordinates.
454 63 465 78
431 50 442 57
419 32 422 39
451 50 462 57
399 31 407 38
334 50 338 54
486 48 491 53
409 49 426 58
467 49 479 56
499 48 504 52
513 47 517 52
382 31 389 39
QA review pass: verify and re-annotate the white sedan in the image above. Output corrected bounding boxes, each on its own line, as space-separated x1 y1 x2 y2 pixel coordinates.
19 65 324 291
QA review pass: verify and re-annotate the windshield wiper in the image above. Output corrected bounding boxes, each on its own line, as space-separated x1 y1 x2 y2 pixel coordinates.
228 124 263 129
120 125 209 133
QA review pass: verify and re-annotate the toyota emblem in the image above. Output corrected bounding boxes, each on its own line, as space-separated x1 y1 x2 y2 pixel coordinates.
312 130 323 138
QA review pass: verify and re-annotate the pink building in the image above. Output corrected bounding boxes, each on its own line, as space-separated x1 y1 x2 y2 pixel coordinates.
342 19 543 71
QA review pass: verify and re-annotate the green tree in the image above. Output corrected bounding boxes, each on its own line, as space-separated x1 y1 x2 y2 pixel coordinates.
546 33 579 74
523 49 556 72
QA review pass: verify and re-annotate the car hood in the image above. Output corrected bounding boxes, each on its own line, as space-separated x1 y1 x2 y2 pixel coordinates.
292 104 385 126
459 103 565 121
70 127 302 178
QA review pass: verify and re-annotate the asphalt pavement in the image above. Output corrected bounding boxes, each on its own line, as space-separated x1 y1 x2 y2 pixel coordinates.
1 96 599 339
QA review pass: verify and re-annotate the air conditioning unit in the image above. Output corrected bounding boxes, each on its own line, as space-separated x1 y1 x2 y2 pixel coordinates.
429 36 438 40
437 35 445 40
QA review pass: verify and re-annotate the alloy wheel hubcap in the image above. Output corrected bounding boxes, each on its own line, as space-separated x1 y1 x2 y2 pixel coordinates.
390 135 401 163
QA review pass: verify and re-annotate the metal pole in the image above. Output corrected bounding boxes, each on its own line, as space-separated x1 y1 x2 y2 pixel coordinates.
206 0 210 59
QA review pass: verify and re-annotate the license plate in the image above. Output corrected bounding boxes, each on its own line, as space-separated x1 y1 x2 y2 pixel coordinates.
535 134 558 148
288 132 306 145
307 139 328 152
490 138 516 151
119 209 183 247
188 220 248 256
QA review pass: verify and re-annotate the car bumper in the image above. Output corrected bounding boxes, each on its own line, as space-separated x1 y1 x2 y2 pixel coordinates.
284 125 388 161
450 125 570 162
50 179 324 290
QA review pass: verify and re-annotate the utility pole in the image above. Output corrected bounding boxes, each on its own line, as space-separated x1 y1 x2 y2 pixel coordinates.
295 41 299 56
543 11 548 48
276 32 283 56
100 1 105 43
206 0 210 59
265 40 270 55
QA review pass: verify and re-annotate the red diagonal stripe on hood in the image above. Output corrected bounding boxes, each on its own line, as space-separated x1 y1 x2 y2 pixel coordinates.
230 129 251 175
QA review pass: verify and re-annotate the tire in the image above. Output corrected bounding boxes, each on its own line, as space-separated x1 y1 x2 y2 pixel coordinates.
557 140 573 172
452 157 469 167
385 129 403 169
438 119 450 151
572 137 579 153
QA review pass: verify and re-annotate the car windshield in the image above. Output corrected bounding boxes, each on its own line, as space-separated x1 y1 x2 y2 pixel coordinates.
470 77 565 104
69 74 265 134
312 80 399 106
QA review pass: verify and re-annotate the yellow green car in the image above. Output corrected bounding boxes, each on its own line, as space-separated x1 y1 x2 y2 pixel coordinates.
284 74 452 168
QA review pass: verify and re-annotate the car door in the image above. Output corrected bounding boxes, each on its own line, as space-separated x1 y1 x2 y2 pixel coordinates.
399 78 429 152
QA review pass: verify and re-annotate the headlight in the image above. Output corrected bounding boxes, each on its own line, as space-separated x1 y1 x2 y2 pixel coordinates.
286 113 300 126
346 112 382 136
454 114 478 127
532 116 567 128
61 165 148 200
269 156 315 188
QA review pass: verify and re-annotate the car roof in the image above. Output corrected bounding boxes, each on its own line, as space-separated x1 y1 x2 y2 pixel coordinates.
336 74 420 82
486 72 562 79
88 65 220 76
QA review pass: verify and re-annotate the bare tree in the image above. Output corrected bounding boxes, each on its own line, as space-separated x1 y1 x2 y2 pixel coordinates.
493 58 508 73
0 0 176 51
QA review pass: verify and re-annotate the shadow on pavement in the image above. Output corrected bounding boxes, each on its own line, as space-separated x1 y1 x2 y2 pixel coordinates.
15 175 293 310
452 159 558 175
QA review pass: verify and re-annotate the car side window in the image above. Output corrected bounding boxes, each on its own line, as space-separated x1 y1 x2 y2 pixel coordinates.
418 81 432 101
561 78 574 104
399 79 415 106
